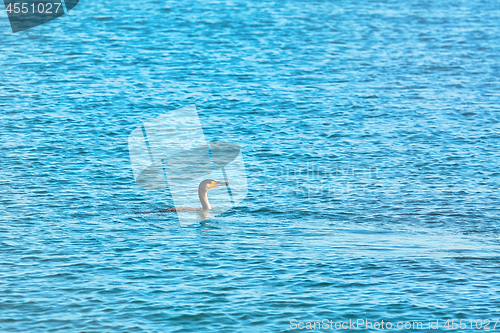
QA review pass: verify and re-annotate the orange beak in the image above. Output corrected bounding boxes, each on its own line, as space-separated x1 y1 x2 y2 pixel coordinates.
209 181 229 189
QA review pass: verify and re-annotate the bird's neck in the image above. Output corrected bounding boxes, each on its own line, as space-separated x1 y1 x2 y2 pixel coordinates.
198 189 211 210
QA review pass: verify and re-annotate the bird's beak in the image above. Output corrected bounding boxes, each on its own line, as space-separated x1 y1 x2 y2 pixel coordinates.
210 181 229 189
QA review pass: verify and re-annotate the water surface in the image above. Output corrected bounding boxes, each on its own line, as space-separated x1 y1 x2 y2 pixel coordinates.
1 0 500 331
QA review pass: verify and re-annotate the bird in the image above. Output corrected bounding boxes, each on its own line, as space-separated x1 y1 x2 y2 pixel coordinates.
141 179 229 214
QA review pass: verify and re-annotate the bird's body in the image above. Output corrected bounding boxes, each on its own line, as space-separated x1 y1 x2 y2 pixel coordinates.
159 207 201 213
140 179 228 214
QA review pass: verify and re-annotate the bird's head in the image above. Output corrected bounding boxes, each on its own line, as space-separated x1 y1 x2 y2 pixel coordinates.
199 179 229 192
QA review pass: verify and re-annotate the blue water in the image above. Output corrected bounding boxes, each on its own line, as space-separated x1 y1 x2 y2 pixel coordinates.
2 0 500 331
